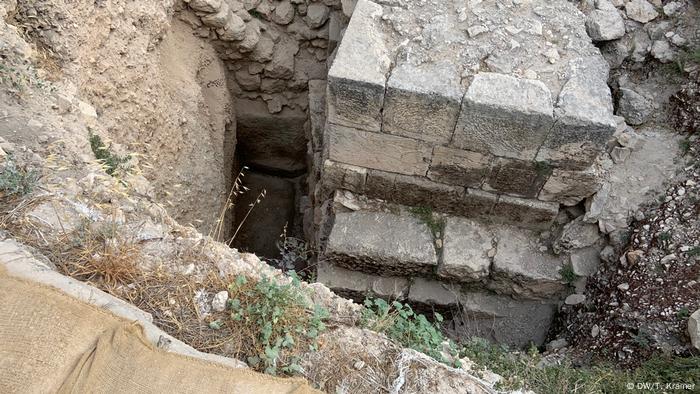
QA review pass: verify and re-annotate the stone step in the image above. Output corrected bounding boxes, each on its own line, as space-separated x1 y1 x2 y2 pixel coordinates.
319 191 568 300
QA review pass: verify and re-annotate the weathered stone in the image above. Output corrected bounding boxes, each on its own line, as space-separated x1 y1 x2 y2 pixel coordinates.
457 188 498 219
453 73 554 161
324 211 438 276
211 291 229 312
570 247 601 277
188 0 223 13
201 2 231 28
390 174 463 212
689 309 700 351
325 124 431 176
217 13 246 41
264 37 298 79
565 294 586 305
250 35 274 62
439 218 493 281
490 226 566 298
537 57 615 170
238 20 261 51
383 62 463 144
586 9 625 42
492 195 559 229
554 217 601 254
630 29 652 62
320 159 367 197
305 3 330 29
408 278 460 307
600 39 630 69
234 70 261 91
625 0 659 23
484 158 548 198
327 0 390 132
539 167 602 206
317 261 410 300
617 88 654 126
650 39 674 63
457 291 557 348
427 146 491 188
271 0 295 25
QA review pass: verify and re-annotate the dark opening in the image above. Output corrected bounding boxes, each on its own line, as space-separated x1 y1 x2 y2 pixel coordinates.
230 98 308 262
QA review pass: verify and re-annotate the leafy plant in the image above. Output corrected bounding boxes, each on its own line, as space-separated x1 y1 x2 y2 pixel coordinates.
88 132 130 176
361 298 458 366
534 161 553 176
0 156 39 197
559 263 578 284
409 206 445 239
226 275 328 375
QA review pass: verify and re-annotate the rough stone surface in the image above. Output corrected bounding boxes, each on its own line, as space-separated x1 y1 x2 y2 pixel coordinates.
439 218 493 281
383 62 463 144
492 195 559 230
537 57 616 169
484 158 548 198
324 211 437 276
586 9 625 42
553 217 601 254
317 261 410 300
625 0 659 23
617 88 653 126
455 291 557 348
327 0 390 131
427 146 491 188
539 167 602 206
325 124 431 176
453 73 554 161
570 247 601 277
211 291 229 312
491 227 566 298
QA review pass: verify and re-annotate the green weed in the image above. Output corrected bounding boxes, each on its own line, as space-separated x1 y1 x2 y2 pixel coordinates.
226 275 328 375
88 132 130 176
559 263 578 284
409 206 445 239
0 156 39 197
360 298 458 366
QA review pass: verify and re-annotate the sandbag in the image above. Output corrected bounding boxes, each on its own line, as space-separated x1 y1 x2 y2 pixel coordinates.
0 270 319 394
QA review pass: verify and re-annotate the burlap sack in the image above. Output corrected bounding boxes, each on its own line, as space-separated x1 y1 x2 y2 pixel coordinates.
0 270 319 393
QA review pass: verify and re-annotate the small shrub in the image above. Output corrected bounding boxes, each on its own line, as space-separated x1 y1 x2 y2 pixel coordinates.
360 298 458 366
88 132 130 176
226 275 328 375
658 231 672 242
559 263 578 284
409 206 445 239
0 157 39 197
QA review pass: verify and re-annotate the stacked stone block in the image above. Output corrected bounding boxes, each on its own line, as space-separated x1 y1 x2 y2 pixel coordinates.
320 0 615 231
311 0 617 348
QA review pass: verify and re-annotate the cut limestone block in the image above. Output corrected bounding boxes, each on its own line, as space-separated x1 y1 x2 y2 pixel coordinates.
427 146 491 188
362 170 464 212
324 211 438 276
327 0 391 131
484 158 549 198
452 73 554 161
438 218 494 281
492 195 559 229
539 167 602 206
536 57 616 170
325 124 432 176
454 188 499 219
316 261 410 300
383 62 463 144
489 226 566 299
456 291 557 348
320 159 367 198
408 278 461 307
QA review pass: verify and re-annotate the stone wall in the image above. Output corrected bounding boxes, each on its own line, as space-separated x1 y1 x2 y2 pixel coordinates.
317 0 616 230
